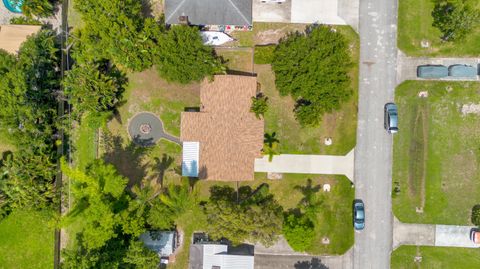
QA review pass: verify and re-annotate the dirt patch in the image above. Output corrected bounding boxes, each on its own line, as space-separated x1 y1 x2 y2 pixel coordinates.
408 99 428 211
254 23 308 45
461 103 480 115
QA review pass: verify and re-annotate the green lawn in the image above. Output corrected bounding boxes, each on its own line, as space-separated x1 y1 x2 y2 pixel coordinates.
169 174 354 268
398 0 480 56
391 246 480 269
73 113 99 170
0 209 54 269
393 81 480 224
193 174 355 255
256 25 358 155
216 48 254 73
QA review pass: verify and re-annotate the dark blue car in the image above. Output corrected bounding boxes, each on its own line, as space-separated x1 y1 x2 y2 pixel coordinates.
353 200 365 230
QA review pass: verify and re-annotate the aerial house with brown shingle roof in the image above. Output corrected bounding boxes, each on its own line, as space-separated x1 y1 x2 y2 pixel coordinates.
181 75 264 181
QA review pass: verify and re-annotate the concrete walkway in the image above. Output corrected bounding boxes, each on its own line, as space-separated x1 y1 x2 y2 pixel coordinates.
397 51 480 84
393 217 480 249
254 236 353 269
254 149 355 182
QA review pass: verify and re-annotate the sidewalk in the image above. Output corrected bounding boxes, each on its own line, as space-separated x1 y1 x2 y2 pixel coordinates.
254 149 355 182
254 236 353 269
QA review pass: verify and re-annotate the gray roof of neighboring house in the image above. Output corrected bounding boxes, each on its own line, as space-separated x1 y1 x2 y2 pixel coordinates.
165 0 252 26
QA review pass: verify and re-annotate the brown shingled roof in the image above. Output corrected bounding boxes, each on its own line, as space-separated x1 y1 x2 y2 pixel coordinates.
181 75 264 181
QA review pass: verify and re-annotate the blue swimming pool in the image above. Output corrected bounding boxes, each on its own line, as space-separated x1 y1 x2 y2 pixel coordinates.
3 0 23 13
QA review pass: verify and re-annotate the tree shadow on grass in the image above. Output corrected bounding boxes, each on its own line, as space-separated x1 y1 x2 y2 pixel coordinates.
294 179 321 207
102 133 151 188
294 257 329 269
151 153 175 186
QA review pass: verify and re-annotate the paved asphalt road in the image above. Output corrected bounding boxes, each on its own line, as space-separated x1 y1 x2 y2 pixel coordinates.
353 0 398 267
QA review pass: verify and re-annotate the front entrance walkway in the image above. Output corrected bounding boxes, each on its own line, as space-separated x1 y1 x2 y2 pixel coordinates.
254 149 354 182
393 217 480 249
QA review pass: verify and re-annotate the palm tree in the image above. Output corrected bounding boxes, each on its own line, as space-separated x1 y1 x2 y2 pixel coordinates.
263 132 280 162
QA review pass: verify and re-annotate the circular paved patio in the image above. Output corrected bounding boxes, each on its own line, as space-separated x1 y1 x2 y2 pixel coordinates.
128 112 166 147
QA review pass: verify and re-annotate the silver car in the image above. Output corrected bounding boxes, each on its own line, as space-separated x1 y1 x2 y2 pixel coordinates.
384 103 398 134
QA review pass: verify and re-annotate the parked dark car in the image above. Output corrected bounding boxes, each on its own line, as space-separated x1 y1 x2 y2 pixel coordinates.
448 64 478 78
353 200 365 230
417 65 448 79
384 103 398 134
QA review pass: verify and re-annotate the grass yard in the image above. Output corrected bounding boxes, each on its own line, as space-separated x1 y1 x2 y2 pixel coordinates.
0 209 54 269
393 81 480 224
169 174 354 268
391 246 480 269
216 48 254 73
104 68 199 186
255 25 359 155
230 30 255 47
398 0 480 56
192 174 355 255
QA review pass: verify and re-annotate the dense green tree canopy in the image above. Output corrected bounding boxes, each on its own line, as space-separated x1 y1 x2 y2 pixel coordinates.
432 0 480 41
61 159 129 250
272 25 352 126
0 30 60 217
73 0 162 71
155 25 223 84
147 181 197 230
64 60 127 119
0 30 59 143
204 185 283 246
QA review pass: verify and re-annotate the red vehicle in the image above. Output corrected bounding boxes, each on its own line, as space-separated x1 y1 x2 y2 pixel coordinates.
470 229 480 244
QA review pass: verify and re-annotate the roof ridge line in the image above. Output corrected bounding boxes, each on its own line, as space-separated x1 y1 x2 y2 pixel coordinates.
166 0 188 24
226 0 251 25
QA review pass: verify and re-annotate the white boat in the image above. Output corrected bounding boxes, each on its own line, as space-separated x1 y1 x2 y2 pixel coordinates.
200 31 234 46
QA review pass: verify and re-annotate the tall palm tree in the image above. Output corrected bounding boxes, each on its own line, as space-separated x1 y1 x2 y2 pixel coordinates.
263 132 280 162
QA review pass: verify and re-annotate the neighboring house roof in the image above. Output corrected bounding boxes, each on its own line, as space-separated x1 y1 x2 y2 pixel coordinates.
189 244 254 269
181 75 264 181
165 0 252 26
0 25 41 54
140 231 176 257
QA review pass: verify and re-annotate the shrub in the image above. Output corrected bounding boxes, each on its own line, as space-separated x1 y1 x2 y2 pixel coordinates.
283 213 315 252
254 45 275 64
471 204 480 226
10 16 42 25
250 93 268 119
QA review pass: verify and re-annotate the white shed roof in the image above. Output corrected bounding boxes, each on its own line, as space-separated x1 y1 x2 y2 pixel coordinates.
182 141 199 177
203 244 254 269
